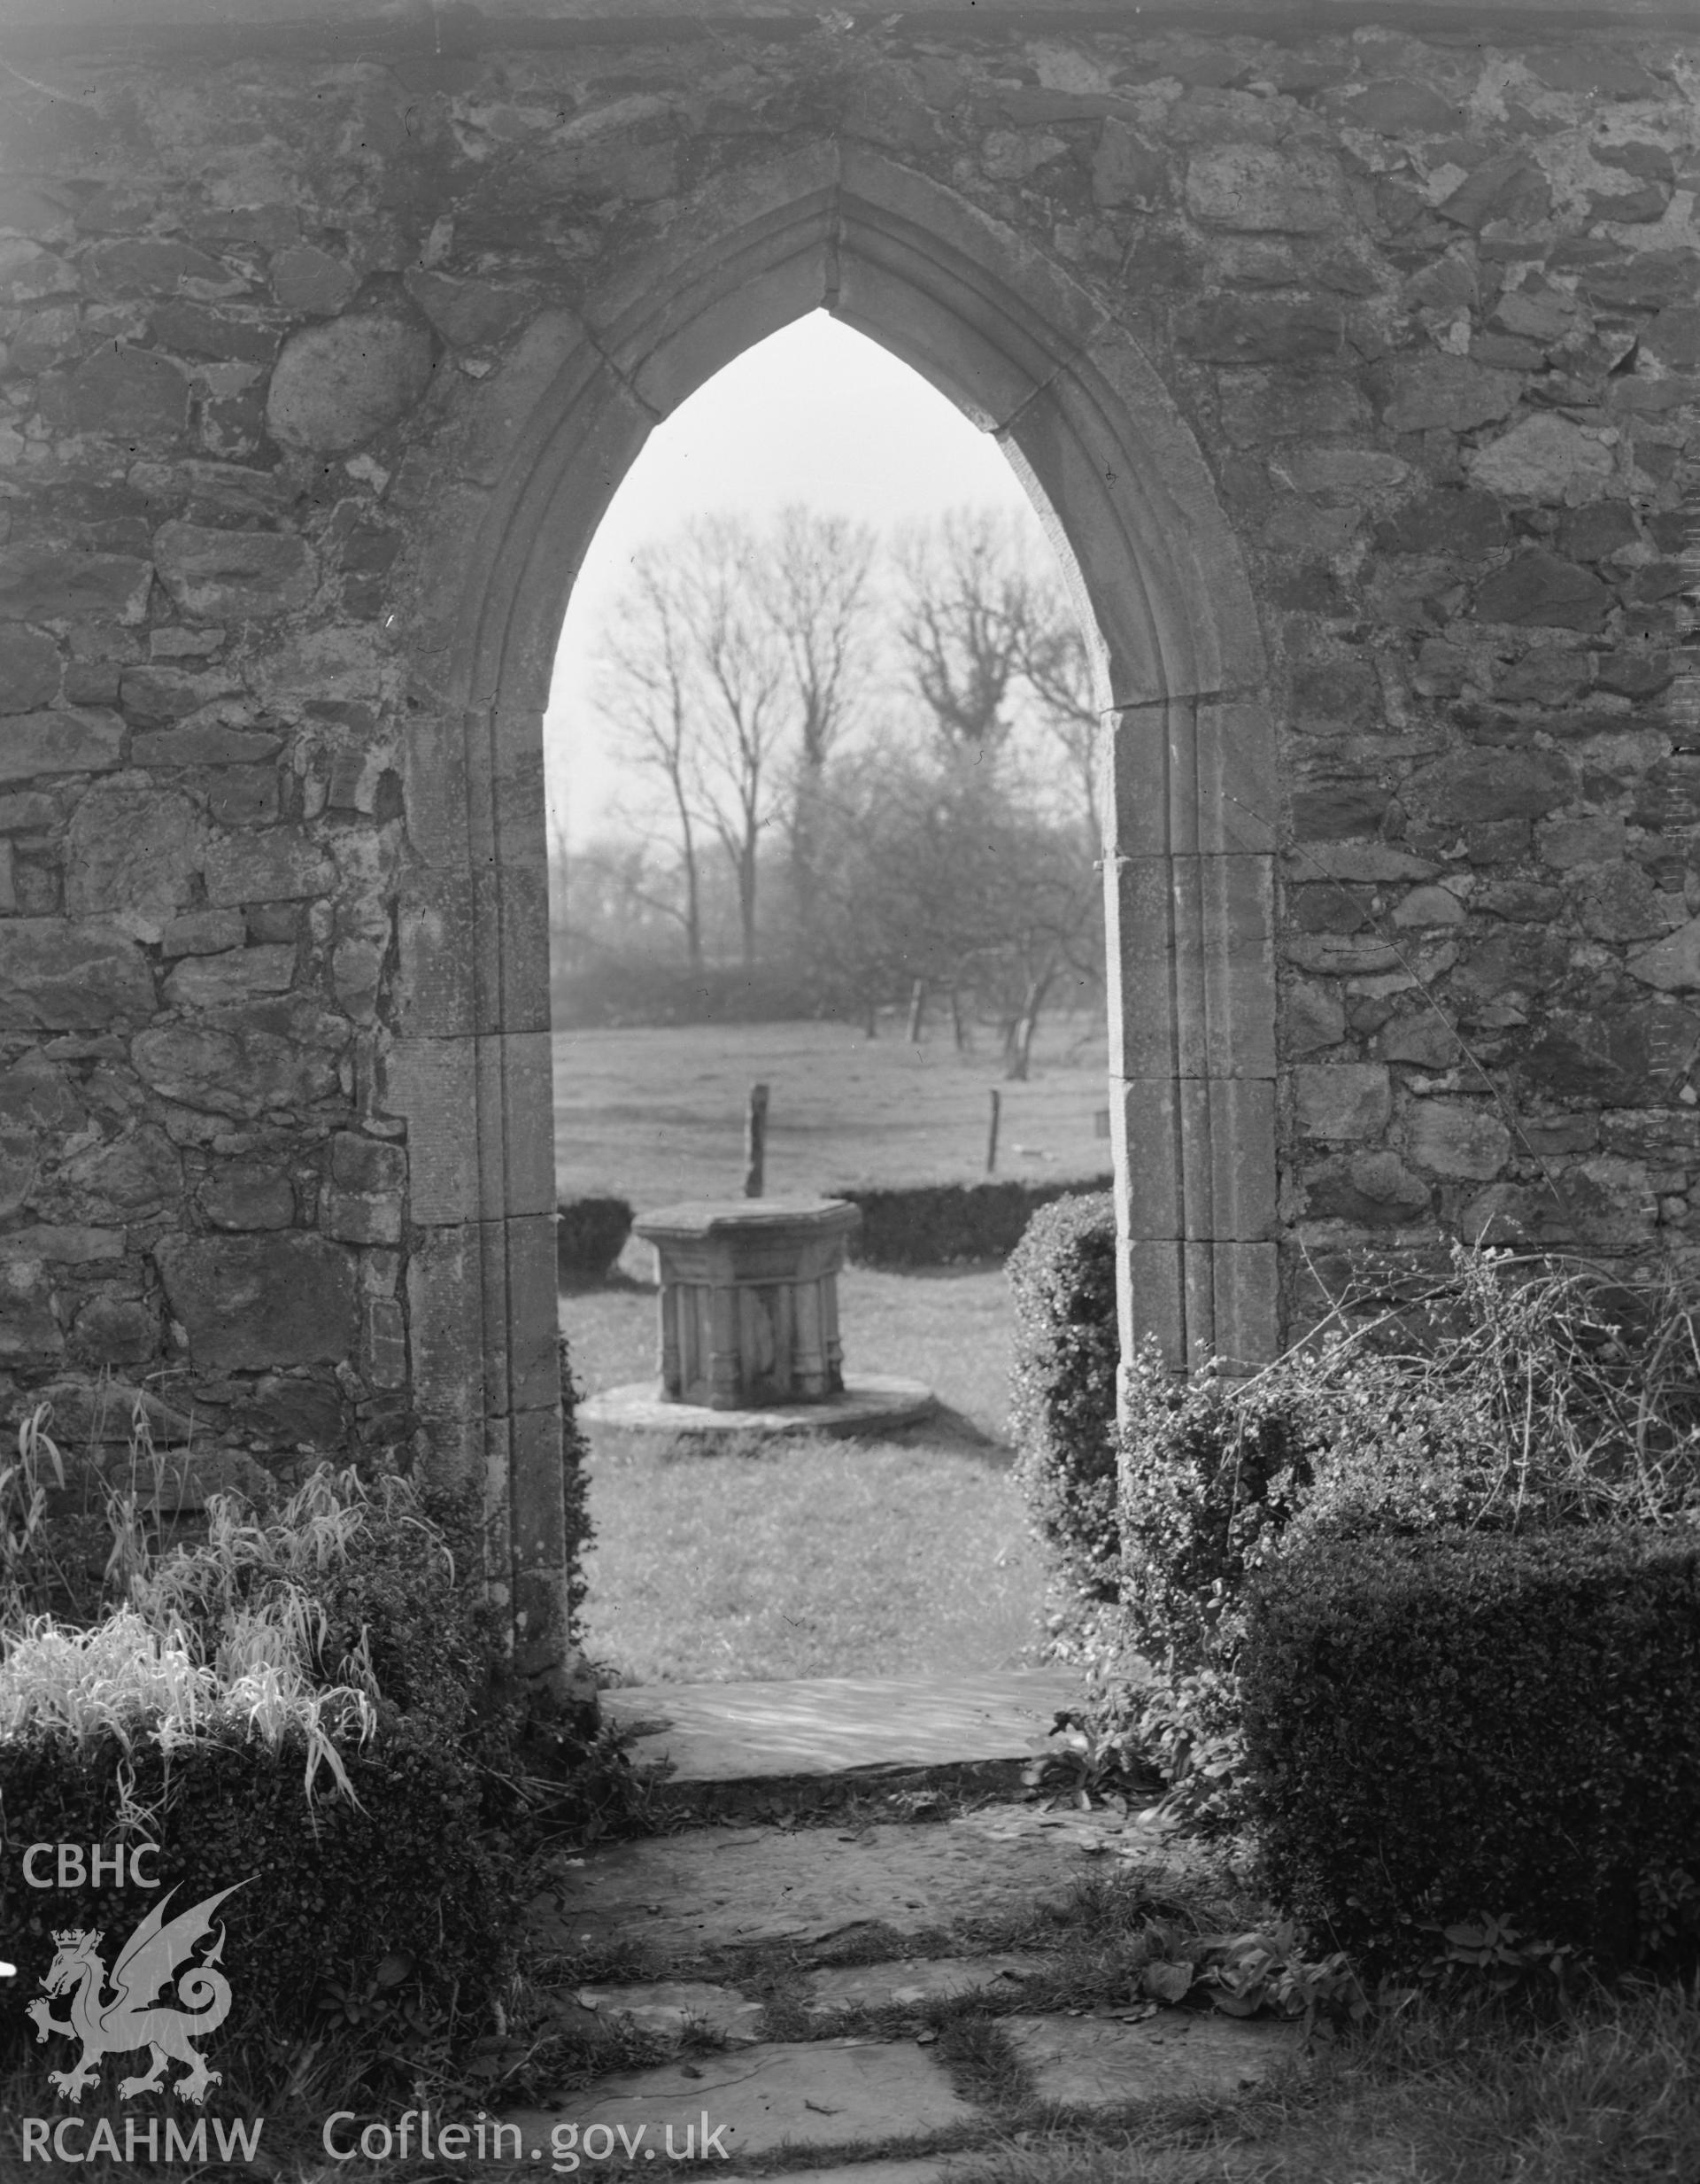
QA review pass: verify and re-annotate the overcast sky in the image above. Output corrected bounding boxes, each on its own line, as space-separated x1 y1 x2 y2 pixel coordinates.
543 310 1054 847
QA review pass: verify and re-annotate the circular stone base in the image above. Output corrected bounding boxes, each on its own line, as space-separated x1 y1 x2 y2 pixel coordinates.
579 1375 936 1442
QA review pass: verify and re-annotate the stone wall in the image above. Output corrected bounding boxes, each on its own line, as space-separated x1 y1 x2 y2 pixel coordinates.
0 0 1696 1684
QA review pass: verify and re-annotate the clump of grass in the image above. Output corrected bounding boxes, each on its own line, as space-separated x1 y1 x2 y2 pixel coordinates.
0 1387 182 1626
0 1609 212 1741
934 2011 1033 2114
2 1595 376 1806
0 1615 373 1799
0 1459 461 1805
131 1466 442 1730
1 1401 71 1621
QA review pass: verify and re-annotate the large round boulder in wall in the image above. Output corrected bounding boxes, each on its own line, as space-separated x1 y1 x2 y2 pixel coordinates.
266 311 435 452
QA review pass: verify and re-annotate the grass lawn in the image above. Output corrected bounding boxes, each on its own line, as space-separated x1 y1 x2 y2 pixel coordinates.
563 1265 1052 1685
576 1432 1047 1685
552 1015 1109 1206
552 1014 1095 1684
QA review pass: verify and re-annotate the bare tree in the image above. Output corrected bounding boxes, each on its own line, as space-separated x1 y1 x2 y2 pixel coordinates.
756 506 877 927
1016 608 1104 848
900 508 1103 835
591 502 1102 1037
561 834 685 953
594 553 707 971
896 507 1037 764
687 516 789 970
595 511 878 973
979 803 1101 1079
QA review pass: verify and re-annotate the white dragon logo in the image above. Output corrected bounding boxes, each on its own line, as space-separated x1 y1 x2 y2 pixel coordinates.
26 1880 250 2106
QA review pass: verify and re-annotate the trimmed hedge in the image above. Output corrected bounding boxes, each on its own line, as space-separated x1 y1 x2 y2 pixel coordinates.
555 1173 1109 1278
1240 1523 1700 1979
1007 1190 1121 1607
552 956 844 1029
560 1330 594 1647
0 1716 514 2074
298 1484 484 1732
557 1195 634 1282
840 1173 1113 1269
0 1469 528 2095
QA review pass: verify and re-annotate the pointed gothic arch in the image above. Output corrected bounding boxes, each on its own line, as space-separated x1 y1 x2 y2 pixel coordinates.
386 143 1279 1683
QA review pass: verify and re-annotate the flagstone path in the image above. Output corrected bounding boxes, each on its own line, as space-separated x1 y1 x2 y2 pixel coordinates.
599 1669 1078 1793
504 1675 1310 2180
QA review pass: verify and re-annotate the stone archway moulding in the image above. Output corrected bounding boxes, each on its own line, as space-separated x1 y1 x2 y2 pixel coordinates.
382 143 1279 1667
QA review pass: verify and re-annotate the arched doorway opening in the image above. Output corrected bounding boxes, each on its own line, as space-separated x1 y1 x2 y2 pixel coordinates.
547 309 1116 1685
389 143 1279 1685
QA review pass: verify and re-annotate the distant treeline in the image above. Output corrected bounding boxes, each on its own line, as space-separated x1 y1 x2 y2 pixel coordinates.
552 956 840 1029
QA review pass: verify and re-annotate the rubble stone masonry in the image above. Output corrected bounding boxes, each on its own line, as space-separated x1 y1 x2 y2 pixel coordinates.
0 0 1695 1684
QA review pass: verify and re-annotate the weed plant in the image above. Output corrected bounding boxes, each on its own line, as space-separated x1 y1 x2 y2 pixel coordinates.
1078 1243 1700 1842
1126 1242 1700 1665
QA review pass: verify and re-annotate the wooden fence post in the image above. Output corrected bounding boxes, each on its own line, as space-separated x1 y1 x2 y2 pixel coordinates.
744 1082 769 1198
985 1087 1001 1176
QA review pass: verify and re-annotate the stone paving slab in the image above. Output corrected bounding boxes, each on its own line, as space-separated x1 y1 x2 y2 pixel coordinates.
711 2139 1280 2184
506 2038 977 2165
575 1979 764 2045
727 2164 965 2184
739 2157 1284 2184
1004 2010 1304 2109
536 1801 1148 1960
602 1670 1078 1783
806 1954 1049 2013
